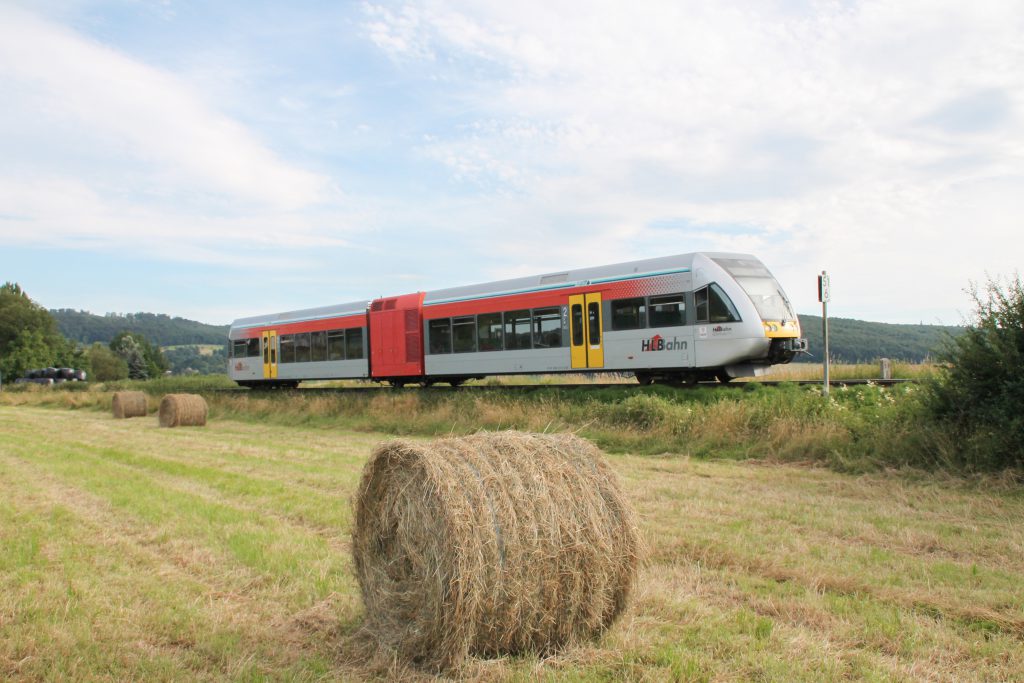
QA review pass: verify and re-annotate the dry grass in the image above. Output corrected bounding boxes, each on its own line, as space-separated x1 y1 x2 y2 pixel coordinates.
1 405 1023 681
762 361 940 382
352 433 641 671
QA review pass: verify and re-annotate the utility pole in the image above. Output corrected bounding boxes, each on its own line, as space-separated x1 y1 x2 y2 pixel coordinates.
818 271 830 397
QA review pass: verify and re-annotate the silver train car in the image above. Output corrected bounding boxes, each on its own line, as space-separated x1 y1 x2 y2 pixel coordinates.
228 252 807 387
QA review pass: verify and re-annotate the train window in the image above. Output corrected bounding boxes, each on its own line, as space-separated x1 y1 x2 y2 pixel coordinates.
649 294 686 327
477 313 503 352
588 302 601 345
294 332 311 363
247 338 261 357
310 331 327 362
504 310 532 350
279 335 295 364
611 298 646 330
346 328 364 360
533 308 563 348
428 319 452 354
695 287 708 322
327 330 346 361
708 283 741 323
232 340 246 358
570 304 584 346
453 316 476 353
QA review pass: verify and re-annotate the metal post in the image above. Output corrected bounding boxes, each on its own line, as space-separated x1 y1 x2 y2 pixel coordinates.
818 271 830 397
822 299 829 396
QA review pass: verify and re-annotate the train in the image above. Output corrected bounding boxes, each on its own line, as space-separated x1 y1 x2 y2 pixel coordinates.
227 252 807 388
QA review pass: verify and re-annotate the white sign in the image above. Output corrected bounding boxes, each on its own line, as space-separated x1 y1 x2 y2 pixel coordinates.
818 272 831 303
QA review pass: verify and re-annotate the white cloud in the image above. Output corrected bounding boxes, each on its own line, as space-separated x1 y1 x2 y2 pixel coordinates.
363 0 1024 322
0 4 339 257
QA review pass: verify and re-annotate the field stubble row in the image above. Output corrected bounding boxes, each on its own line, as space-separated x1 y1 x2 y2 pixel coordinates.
1 405 1022 681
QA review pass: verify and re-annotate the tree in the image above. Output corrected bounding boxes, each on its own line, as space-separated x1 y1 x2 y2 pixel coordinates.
929 274 1024 469
2 330 55 380
0 282 75 380
110 331 168 380
86 343 129 381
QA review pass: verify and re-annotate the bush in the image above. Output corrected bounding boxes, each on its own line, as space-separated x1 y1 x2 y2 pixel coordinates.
928 275 1024 469
86 343 129 381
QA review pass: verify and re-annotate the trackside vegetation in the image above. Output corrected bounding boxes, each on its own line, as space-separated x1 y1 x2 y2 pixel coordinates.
927 274 1024 470
0 379 984 473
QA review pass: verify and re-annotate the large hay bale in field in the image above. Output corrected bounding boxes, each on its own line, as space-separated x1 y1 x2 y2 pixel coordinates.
352 431 641 672
158 393 208 427
111 391 147 419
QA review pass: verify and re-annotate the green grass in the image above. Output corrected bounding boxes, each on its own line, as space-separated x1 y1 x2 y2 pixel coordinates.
2 406 1023 681
0 377 975 472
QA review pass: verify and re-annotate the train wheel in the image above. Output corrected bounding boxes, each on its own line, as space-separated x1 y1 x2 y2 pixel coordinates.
666 373 698 388
420 379 437 388
447 378 466 387
716 371 733 384
389 379 407 388
635 372 654 386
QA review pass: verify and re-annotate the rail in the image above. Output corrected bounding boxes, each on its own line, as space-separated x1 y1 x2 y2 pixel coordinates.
220 377 916 393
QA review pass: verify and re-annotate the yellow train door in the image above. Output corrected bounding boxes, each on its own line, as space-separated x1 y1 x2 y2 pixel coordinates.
569 293 604 369
262 330 278 379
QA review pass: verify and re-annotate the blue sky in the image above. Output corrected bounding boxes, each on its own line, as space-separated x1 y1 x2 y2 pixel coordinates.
2 0 1022 326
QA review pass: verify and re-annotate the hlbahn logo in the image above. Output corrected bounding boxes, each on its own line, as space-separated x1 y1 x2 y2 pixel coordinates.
641 334 688 352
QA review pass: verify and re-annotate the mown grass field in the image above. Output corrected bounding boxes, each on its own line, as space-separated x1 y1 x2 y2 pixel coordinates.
2 402 1023 681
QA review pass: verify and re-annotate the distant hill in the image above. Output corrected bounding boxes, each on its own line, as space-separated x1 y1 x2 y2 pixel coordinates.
52 310 229 347
796 314 961 363
51 308 959 366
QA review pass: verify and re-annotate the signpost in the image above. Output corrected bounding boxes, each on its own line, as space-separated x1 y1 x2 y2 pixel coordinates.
818 271 830 397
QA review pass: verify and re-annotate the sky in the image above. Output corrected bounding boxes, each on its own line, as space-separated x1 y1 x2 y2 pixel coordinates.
1 0 1021 326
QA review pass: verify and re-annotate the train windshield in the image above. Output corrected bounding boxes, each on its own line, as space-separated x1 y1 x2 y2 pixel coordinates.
713 257 796 321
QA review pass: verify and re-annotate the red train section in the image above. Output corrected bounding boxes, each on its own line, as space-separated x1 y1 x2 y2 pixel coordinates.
368 292 424 381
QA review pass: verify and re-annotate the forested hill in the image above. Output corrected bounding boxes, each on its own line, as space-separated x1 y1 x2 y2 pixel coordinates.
796 314 961 363
52 310 229 346
51 308 959 364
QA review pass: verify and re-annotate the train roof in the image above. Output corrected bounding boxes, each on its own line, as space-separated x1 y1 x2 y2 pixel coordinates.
228 251 760 334
421 251 755 305
230 299 371 333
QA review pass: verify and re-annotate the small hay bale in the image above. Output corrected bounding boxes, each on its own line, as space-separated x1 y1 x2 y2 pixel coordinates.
158 393 208 428
352 431 642 672
111 391 147 419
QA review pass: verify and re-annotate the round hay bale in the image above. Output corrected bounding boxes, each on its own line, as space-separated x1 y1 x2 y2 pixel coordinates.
158 394 208 427
111 391 147 419
352 431 641 671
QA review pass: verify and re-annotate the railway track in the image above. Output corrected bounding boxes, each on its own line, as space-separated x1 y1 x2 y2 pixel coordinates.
222 378 915 394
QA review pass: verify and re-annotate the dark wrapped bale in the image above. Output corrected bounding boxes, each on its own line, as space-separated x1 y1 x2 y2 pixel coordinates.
158 393 208 427
352 431 641 672
112 391 147 419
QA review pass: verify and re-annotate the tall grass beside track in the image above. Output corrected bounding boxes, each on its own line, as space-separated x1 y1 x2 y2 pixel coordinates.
0 374 966 472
